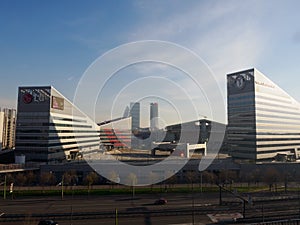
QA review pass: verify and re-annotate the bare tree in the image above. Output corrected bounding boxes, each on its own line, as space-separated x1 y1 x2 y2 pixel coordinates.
40 172 56 186
126 173 137 186
84 172 99 193
186 170 198 191
63 170 78 187
165 172 177 189
5 173 14 184
15 173 26 186
108 171 119 189
148 172 159 191
264 168 280 192
126 173 137 198
253 169 262 186
26 171 36 186
202 171 216 186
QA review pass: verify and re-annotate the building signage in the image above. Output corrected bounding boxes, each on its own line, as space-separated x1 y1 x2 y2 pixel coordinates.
21 88 50 104
51 96 64 110
255 81 275 89
22 93 33 104
227 70 254 95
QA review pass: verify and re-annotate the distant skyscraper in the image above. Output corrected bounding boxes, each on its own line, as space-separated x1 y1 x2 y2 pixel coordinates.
150 103 159 130
0 111 3 150
0 108 16 150
130 102 140 130
130 102 140 149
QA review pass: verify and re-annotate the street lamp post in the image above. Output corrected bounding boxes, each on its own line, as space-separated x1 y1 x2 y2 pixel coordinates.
200 172 203 193
61 175 64 200
3 174 6 200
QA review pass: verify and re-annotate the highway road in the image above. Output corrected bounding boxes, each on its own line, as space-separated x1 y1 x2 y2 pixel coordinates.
1 191 300 225
0 192 217 225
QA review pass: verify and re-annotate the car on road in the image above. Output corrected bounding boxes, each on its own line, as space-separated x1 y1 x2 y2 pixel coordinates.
38 220 58 225
154 197 167 205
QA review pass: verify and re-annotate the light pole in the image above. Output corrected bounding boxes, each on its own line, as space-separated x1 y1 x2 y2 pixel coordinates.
61 175 64 200
200 172 203 193
115 208 118 225
3 174 6 200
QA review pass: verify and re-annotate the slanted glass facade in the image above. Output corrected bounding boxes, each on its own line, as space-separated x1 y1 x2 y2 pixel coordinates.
227 68 300 160
15 86 100 163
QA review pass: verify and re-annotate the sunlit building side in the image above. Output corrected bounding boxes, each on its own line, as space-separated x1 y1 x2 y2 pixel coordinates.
130 102 140 149
227 68 300 161
150 102 159 131
0 108 16 150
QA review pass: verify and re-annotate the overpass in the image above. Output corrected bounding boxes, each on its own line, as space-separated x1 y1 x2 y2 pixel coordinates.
0 164 39 174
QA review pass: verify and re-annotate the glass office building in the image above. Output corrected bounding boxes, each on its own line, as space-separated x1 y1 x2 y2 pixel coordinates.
150 102 159 131
15 86 100 163
130 102 140 149
227 68 300 161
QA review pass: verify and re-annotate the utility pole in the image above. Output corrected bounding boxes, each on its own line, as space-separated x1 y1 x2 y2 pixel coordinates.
3 174 6 200
219 185 222 206
61 175 64 200
218 184 249 218
115 208 118 225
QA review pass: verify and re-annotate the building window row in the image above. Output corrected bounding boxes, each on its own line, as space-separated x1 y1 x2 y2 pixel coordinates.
16 135 99 140
51 116 87 123
256 107 300 116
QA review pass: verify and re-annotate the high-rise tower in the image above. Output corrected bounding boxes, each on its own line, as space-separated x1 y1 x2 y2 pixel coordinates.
130 102 140 130
130 102 140 149
150 102 159 130
0 108 16 150
227 68 300 161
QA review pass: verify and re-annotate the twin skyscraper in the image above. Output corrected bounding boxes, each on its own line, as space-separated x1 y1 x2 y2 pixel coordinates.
129 102 159 131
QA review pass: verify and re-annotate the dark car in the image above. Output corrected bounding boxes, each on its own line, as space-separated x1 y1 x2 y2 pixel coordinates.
154 198 167 205
38 220 58 225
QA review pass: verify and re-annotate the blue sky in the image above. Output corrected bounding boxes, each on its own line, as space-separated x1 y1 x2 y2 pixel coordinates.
1 0 300 126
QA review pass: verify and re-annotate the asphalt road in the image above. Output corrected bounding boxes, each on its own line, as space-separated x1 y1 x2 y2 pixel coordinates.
2 191 298 225
0 192 218 225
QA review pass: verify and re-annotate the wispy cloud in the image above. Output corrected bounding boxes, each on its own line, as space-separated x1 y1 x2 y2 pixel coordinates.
129 1 267 76
122 0 269 123
76 1 269 124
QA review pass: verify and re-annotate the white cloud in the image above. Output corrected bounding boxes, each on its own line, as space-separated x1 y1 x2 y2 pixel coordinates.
80 1 270 125
124 1 269 123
